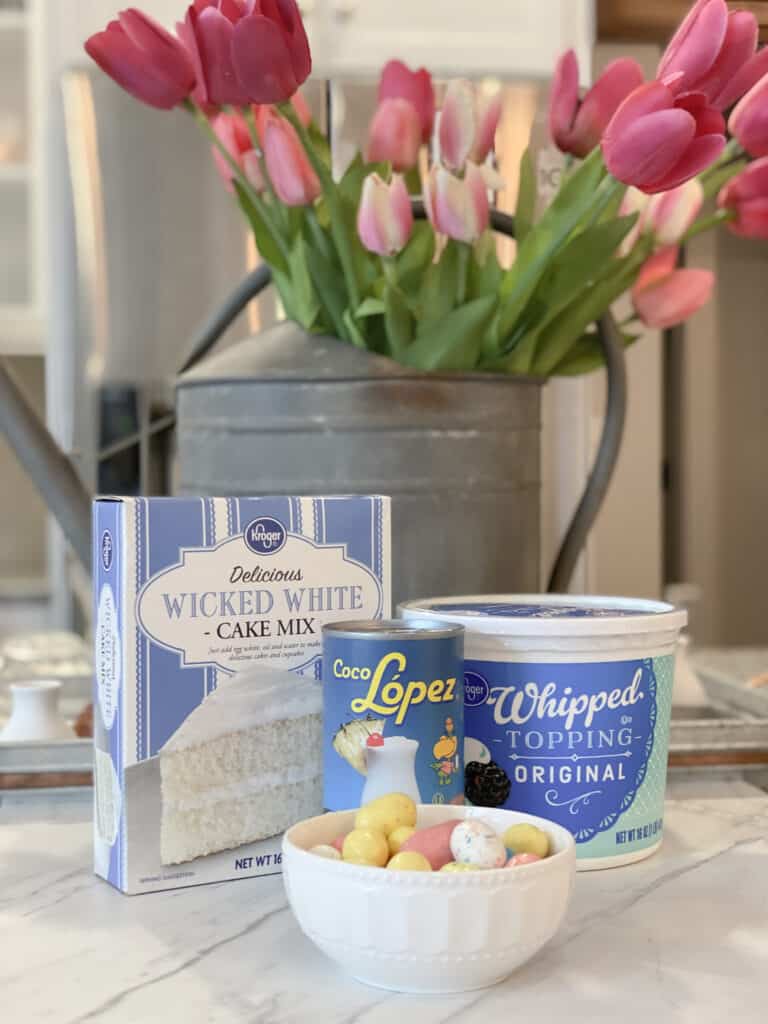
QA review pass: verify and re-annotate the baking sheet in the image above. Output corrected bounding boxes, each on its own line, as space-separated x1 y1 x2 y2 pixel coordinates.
692 647 768 719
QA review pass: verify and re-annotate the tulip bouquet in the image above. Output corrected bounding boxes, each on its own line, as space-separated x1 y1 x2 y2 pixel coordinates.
86 0 768 377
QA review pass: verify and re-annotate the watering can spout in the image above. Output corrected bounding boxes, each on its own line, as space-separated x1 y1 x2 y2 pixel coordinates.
0 359 92 573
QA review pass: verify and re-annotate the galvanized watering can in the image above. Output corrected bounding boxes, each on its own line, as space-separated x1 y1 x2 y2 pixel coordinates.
0 208 625 597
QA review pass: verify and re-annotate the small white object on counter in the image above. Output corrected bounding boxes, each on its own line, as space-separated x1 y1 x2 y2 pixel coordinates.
0 680 73 742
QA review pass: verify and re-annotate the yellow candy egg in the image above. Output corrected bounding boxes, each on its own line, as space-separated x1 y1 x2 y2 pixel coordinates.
386 851 432 872
502 823 550 859
440 861 481 873
342 828 389 867
354 793 417 837
388 825 416 856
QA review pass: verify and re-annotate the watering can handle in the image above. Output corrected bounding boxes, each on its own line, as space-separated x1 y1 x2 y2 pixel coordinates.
178 205 627 594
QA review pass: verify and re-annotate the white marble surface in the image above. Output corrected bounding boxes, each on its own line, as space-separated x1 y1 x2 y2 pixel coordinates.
2 785 768 1024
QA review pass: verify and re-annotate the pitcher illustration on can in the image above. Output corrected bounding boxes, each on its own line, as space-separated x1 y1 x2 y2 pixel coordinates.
322 620 465 810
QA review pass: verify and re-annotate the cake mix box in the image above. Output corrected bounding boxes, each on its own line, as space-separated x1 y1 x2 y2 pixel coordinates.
93 496 390 894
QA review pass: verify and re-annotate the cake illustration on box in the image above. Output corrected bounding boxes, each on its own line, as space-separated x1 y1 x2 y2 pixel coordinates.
159 666 322 865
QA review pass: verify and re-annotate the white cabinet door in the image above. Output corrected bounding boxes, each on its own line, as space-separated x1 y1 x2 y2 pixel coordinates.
305 0 593 79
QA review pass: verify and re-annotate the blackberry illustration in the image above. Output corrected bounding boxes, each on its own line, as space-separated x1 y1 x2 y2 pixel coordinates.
465 760 511 807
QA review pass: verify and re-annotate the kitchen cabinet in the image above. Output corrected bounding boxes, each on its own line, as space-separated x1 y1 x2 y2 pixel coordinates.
598 1 768 41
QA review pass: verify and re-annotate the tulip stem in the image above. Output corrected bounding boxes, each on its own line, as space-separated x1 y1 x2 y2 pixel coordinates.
278 102 362 310
190 100 289 267
681 209 734 244
456 244 470 306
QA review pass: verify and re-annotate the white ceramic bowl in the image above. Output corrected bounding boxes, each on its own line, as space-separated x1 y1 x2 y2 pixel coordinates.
283 804 576 994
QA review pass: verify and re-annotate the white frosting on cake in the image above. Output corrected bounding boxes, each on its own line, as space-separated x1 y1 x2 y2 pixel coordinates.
162 666 321 753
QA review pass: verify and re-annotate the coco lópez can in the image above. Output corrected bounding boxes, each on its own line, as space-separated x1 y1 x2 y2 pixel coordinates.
322 620 465 811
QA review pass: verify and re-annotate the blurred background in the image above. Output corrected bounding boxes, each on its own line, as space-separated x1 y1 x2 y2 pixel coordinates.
0 0 766 650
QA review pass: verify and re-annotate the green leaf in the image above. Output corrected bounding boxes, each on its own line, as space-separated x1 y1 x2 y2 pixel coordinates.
307 122 332 169
530 252 645 376
304 246 349 340
356 297 386 318
403 294 497 371
467 245 503 300
233 180 289 277
418 241 461 330
397 221 435 290
342 308 367 348
383 284 413 359
286 234 320 329
700 159 748 201
502 214 639 371
550 330 641 376
497 148 609 340
515 148 536 245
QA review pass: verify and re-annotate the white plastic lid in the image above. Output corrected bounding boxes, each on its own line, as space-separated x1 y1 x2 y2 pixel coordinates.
399 594 687 638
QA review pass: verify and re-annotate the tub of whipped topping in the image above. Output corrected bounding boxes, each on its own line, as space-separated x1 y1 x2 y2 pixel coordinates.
322 620 464 811
399 596 686 870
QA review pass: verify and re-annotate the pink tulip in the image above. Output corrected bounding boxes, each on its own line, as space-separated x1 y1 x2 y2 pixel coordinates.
549 50 644 158
261 111 320 206
714 44 768 112
729 71 768 157
177 0 249 107
632 245 714 328
657 0 729 96
366 98 422 172
619 178 703 253
424 162 490 243
603 79 725 193
210 110 264 192
85 8 195 110
439 79 502 171
378 59 435 143
718 157 768 238
689 11 758 109
356 173 413 255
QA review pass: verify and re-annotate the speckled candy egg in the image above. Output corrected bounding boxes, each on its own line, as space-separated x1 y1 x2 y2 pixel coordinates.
449 819 507 869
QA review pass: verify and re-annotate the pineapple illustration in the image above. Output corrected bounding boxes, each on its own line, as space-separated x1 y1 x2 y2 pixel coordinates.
332 715 385 775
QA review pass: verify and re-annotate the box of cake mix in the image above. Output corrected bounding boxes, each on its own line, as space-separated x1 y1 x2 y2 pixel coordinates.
92 495 390 894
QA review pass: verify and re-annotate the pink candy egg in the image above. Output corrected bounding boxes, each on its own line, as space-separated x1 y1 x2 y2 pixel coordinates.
332 834 347 853
506 852 542 867
400 820 460 870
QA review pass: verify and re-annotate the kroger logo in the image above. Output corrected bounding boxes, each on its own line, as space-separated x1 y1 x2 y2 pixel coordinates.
101 530 113 571
244 517 286 555
464 670 490 708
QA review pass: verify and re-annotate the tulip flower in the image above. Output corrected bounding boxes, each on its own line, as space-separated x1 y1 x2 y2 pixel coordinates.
85 8 195 110
378 59 435 142
177 1 249 107
632 246 713 329
717 157 768 238
729 71 768 157
548 50 644 158
424 162 492 244
366 98 422 172
657 0 728 95
210 110 264 192
439 79 503 171
357 173 413 256
714 44 768 112
687 11 758 109
619 178 703 253
603 80 725 193
260 110 320 206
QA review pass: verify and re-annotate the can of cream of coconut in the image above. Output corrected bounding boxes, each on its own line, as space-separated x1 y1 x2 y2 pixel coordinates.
322 620 464 811
399 596 687 870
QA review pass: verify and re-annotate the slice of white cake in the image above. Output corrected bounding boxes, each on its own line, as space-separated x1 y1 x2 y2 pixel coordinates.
159 666 322 865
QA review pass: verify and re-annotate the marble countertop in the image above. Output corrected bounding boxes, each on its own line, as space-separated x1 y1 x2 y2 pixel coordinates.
2 780 767 1024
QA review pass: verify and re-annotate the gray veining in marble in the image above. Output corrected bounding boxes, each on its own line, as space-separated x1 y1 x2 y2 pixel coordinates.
1 784 767 1023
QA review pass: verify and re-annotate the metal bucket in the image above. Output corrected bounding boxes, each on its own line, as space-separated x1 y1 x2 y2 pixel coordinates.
175 322 542 604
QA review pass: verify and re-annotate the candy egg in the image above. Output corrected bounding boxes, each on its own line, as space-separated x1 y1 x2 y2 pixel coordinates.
388 825 416 856
507 852 542 867
440 861 481 872
342 828 389 867
450 819 506 869
331 834 347 853
400 820 459 870
386 851 432 872
309 844 342 860
502 823 550 859
355 793 417 837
